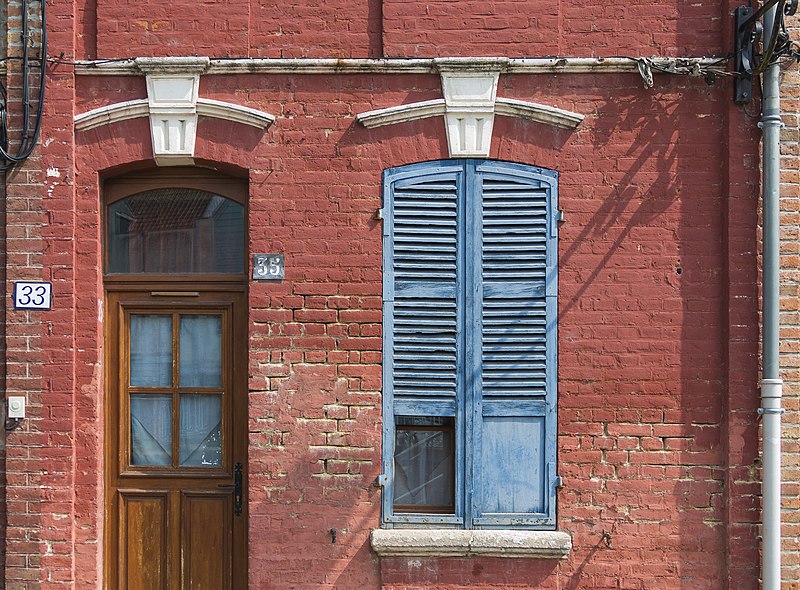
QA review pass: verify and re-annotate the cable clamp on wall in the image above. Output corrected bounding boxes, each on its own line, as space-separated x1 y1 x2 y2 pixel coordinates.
4 417 23 431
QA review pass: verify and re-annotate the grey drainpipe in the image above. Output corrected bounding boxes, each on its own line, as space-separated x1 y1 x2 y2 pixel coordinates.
760 2 783 588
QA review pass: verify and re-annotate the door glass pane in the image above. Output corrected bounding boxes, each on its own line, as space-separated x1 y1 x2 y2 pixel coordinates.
107 189 245 274
130 394 172 466
130 315 173 387
180 315 222 388
393 416 454 512
180 394 222 467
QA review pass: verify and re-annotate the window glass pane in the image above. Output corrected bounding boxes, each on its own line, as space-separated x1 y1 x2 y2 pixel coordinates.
180 315 222 388
107 189 244 274
130 394 172 466
393 416 454 512
130 315 172 387
180 394 222 467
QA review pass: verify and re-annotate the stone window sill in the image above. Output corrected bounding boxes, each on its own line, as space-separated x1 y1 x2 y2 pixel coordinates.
370 529 572 559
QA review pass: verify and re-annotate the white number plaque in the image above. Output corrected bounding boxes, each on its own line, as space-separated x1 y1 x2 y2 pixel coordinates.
14 282 52 310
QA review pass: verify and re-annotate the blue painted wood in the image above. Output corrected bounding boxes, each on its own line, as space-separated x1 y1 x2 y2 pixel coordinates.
482 283 545 298
473 161 558 528
385 514 465 526
380 167 397 526
382 161 466 525
482 399 546 416
479 416 546 515
393 399 457 416
394 282 457 297
464 159 482 529
478 169 550 400
382 159 558 529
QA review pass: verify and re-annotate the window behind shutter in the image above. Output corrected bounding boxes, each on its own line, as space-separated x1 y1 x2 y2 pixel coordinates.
382 162 465 525
472 161 557 528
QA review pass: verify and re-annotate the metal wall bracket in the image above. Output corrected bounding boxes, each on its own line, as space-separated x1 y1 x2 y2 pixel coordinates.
734 6 759 103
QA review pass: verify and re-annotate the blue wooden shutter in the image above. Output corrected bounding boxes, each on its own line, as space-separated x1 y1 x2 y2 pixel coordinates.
470 161 558 528
381 161 465 525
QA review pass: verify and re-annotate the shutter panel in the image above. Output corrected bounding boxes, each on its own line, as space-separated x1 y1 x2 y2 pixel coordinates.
381 160 558 529
386 166 461 415
381 162 465 525
472 162 557 528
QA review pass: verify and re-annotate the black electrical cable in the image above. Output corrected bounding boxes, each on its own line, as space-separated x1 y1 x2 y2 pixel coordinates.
755 0 788 74
0 0 47 170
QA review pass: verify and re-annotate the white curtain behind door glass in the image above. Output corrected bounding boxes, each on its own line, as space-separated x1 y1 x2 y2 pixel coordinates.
130 315 172 387
180 315 222 388
180 394 222 466
130 394 172 466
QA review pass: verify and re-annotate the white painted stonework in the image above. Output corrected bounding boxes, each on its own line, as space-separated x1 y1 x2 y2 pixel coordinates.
73 57 275 166
356 65 584 158
441 71 499 157
137 58 208 166
146 75 200 166
74 56 726 77
370 529 572 558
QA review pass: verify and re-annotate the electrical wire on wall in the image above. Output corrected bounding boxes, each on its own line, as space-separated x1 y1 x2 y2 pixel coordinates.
754 0 800 70
734 0 800 101
0 0 47 171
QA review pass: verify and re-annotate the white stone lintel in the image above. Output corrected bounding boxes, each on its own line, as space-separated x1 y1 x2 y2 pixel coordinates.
135 57 211 76
74 99 275 132
76 56 727 76
144 72 201 166
146 74 201 111
356 99 446 128
370 529 572 559
441 71 499 108
434 57 510 74
197 98 277 129
74 66 274 165
149 114 197 166
494 98 584 129
74 99 150 131
445 113 495 158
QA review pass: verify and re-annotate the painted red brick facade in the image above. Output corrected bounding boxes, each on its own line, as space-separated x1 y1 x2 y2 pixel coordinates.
0 0 770 588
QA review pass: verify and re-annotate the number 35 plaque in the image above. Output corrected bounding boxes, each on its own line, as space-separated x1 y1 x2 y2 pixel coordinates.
253 254 285 281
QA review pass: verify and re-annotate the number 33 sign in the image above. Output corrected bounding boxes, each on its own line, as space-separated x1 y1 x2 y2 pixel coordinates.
14 282 52 310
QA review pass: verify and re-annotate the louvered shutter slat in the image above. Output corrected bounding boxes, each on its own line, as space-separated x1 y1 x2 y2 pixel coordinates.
386 169 461 406
480 176 549 399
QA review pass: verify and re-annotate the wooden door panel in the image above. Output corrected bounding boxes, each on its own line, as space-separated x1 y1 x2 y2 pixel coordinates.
118 491 169 590
106 288 247 590
182 492 232 590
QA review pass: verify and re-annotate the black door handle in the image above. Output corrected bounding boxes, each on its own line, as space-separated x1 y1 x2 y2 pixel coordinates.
217 462 243 516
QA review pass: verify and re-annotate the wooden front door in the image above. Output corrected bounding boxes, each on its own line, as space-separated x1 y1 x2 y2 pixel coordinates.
105 287 247 590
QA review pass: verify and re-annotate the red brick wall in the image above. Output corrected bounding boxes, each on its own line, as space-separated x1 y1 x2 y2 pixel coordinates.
87 0 724 61
1 1 765 589
382 0 724 58
93 0 382 59
56 67 761 589
0 151 6 588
